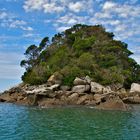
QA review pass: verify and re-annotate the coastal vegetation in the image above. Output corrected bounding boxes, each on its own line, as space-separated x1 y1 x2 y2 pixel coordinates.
20 24 140 88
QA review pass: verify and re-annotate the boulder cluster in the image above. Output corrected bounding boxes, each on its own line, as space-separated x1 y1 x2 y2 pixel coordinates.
0 75 140 111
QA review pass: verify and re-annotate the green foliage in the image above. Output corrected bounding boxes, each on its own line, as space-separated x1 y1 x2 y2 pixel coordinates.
98 53 117 68
39 37 49 52
21 24 140 88
61 66 84 86
77 53 94 70
47 46 69 70
21 37 50 70
73 36 95 56
22 62 52 85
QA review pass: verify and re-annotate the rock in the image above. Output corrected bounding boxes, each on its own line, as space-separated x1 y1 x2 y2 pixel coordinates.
0 98 5 102
16 98 28 105
72 85 90 93
46 92 57 98
68 93 79 103
94 94 107 104
65 91 73 97
94 94 102 104
27 94 38 105
130 83 140 94
17 96 24 101
123 96 140 104
26 85 47 94
118 88 127 94
0 96 7 102
23 97 27 100
103 86 112 94
38 98 63 107
38 90 53 96
54 91 64 99
78 92 87 96
73 77 87 85
77 94 94 105
77 95 88 105
0 93 16 103
47 75 55 84
26 84 59 96
109 83 123 91
84 75 92 84
96 96 129 111
60 86 71 91
118 92 128 100
85 100 96 106
117 88 128 100
68 93 79 99
60 95 69 105
46 84 60 91
48 91 64 99
47 72 63 85
91 82 104 94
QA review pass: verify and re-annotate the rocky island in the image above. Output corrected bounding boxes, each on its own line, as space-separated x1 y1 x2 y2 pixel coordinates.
0 75 140 111
0 24 140 111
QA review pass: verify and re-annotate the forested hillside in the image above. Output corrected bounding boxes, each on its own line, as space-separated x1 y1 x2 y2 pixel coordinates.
20 24 140 88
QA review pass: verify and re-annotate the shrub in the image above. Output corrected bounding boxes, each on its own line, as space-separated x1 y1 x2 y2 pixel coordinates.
61 66 83 86
21 24 140 87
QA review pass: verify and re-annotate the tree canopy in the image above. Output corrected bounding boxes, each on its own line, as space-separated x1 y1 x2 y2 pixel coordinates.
20 24 140 88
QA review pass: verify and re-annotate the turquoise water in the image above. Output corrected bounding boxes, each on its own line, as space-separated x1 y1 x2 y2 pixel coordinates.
0 103 140 140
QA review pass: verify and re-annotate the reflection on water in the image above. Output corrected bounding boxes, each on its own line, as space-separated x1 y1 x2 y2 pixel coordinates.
0 103 140 140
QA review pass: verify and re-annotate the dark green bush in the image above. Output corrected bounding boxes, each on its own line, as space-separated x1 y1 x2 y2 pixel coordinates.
21 24 140 88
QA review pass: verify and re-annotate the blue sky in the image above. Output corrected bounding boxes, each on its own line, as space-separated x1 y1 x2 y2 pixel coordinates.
0 0 140 91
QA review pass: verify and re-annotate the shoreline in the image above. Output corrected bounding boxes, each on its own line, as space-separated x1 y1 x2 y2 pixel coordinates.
0 101 136 112
1 77 140 111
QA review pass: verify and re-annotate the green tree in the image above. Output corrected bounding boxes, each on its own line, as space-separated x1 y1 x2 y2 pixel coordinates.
20 24 140 87
20 45 38 69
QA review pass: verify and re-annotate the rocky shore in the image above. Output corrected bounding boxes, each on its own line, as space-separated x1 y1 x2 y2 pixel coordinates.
0 75 140 111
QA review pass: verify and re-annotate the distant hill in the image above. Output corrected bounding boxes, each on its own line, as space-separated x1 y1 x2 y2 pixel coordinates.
20 24 140 88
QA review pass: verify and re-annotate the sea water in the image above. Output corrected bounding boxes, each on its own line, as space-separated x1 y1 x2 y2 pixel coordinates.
0 103 140 140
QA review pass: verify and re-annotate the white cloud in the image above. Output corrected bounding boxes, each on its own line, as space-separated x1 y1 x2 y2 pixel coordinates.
23 0 45 11
56 14 77 25
23 0 65 13
56 13 88 26
131 55 140 64
102 1 140 18
68 19 78 24
23 0 94 13
68 1 84 13
125 0 138 4
5 0 18 2
20 26 33 31
0 64 23 79
57 26 70 32
94 12 112 19
43 3 64 13
49 0 140 46
103 1 116 10
114 24 127 32
88 1 140 42
9 20 26 28
0 52 24 80
22 33 34 37
0 12 7 19
130 46 140 54
0 11 34 31
109 20 120 25
20 0 140 47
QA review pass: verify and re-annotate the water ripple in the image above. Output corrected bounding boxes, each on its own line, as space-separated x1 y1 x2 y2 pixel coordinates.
0 103 140 140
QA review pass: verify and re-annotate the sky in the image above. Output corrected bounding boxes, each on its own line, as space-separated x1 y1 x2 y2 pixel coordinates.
0 0 140 92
